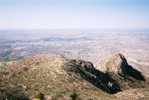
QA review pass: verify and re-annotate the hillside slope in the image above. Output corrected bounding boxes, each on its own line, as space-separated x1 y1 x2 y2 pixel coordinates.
0 53 149 100
0 54 115 99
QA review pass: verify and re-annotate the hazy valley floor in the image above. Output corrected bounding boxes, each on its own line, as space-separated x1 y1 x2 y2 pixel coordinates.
0 31 149 78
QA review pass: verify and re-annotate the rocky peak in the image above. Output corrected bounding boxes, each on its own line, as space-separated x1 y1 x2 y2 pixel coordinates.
97 53 129 75
97 53 145 80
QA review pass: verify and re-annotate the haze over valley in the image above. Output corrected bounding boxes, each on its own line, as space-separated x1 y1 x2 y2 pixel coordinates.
0 30 149 78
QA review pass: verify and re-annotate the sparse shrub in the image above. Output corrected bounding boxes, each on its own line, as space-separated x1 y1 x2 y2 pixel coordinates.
0 62 7 70
23 67 29 71
70 91 79 100
35 91 45 100
0 87 29 100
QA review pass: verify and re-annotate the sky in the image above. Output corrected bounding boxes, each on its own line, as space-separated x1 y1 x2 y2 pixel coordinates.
0 0 149 30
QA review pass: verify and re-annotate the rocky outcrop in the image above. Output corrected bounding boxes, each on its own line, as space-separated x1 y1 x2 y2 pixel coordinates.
97 53 129 74
70 59 96 73
97 53 145 80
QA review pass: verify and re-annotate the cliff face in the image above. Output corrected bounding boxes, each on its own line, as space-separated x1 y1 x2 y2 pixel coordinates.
0 53 149 99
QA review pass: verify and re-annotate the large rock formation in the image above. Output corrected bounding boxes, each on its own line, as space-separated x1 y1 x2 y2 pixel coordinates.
97 53 145 80
97 53 129 74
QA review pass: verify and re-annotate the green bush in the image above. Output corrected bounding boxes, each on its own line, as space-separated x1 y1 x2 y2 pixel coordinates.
35 91 45 100
70 91 79 100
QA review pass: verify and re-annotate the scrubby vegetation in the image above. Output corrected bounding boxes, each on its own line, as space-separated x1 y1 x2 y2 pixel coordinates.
0 87 29 100
0 62 7 70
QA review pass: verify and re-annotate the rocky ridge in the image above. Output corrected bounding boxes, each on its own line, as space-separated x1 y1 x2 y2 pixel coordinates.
0 53 149 100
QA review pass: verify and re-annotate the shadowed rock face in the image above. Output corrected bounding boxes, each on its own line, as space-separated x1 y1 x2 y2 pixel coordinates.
66 59 121 94
71 59 95 73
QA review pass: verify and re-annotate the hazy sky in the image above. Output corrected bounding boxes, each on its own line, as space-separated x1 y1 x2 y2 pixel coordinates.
0 0 149 30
